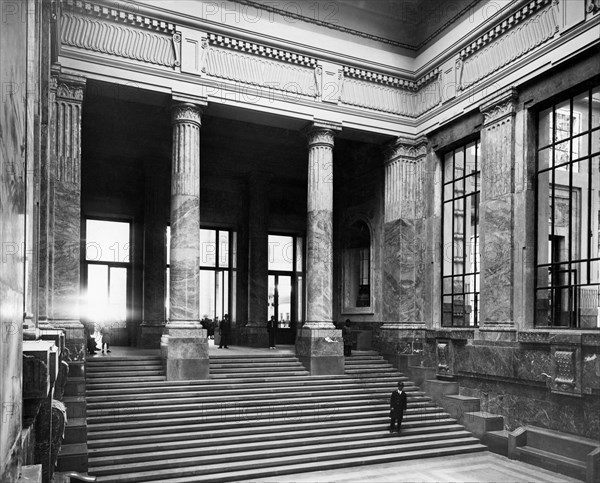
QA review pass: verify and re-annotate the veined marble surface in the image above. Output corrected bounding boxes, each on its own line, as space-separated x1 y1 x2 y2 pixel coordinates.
306 210 333 325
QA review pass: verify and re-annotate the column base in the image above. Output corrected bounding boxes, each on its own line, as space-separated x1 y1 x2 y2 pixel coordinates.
378 324 426 371
238 325 269 348
295 327 343 375
161 326 209 380
46 319 85 357
138 322 166 349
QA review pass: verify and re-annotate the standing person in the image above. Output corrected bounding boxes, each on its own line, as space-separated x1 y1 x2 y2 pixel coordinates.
342 319 353 356
389 381 407 435
267 315 277 349
218 314 230 349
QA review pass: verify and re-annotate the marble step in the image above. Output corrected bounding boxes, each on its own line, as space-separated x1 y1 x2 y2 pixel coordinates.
87 413 458 441
157 445 486 483
86 381 425 402
87 370 165 378
209 357 300 364
87 364 164 372
88 424 468 458
210 370 310 378
209 362 305 370
87 417 463 449
86 395 434 414
87 403 446 425
91 442 485 482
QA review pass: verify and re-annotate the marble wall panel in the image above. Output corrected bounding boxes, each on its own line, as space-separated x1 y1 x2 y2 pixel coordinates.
306 210 333 324
582 347 600 391
383 220 402 322
480 198 513 324
0 5 28 480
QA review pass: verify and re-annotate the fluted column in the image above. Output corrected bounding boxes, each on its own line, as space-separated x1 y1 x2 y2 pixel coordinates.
40 71 86 354
380 137 428 371
478 88 517 341
295 121 343 375
161 101 209 380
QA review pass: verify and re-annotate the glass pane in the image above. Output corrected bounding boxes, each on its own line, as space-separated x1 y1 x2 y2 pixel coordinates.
465 141 477 176
539 107 552 147
537 170 552 265
86 219 130 262
592 87 600 128
572 133 589 160
442 202 454 276
165 267 170 318
231 232 237 269
268 235 294 271
453 198 465 275
443 277 452 294
215 271 228 320
555 101 571 141
454 148 465 180
277 276 292 328
86 264 108 321
444 152 454 182
199 270 215 320
538 147 551 171
442 295 453 326
166 226 170 266
453 180 464 198
573 91 590 136
295 237 303 272
578 284 600 328
555 141 571 167
444 182 453 201
592 128 600 155
296 275 303 324
268 275 276 320
535 288 552 326
200 229 216 267
219 231 229 268
109 267 127 323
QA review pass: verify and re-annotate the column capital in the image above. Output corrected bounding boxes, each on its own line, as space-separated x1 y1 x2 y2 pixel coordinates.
171 102 205 126
53 73 86 102
304 120 342 148
480 87 518 126
384 136 427 165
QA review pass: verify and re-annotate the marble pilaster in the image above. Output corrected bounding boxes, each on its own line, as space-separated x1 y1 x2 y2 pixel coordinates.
380 137 428 368
139 161 168 348
161 101 209 380
296 122 343 375
44 72 86 354
478 88 517 338
242 172 271 346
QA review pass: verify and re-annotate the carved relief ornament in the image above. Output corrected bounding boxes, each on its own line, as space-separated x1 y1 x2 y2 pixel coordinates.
305 122 341 148
480 88 518 127
384 137 427 164
54 75 86 102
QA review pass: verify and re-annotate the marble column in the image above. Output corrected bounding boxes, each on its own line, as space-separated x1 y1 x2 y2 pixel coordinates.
241 172 270 347
380 137 428 371
478 88 517 341
295 121 343 375
41 72 86 355
139 160 168 348
161 102 209 380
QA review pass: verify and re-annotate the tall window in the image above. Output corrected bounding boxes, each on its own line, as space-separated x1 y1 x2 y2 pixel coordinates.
442 141 480 327
343 220 371 311
165 227 237 321
84 219 131 343
536 85 600 328
268 234 304 329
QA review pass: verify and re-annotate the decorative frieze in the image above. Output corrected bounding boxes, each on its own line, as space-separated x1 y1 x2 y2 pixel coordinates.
61 3 178 67
551 345 582 396
457 0 559 89
437 340 452 376
204 45 318 98
341 74 441 118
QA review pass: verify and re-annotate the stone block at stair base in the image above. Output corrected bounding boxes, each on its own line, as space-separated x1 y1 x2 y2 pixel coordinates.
423 379 458 404
463 411 504 438
407 366 437 387
138 324 165 349
482 430 510 456
161 328 209 380
443 394 481 421
295 327 343 375
383 354 419 373
239 325 269 348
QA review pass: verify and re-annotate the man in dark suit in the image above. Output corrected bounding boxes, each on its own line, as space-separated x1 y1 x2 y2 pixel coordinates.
389 381 408 434
218 314 231 349
267 315 277 349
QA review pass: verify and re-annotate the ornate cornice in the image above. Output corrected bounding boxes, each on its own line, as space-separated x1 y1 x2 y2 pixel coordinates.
343 66 440 91
208 32 317 67
171 102 203 126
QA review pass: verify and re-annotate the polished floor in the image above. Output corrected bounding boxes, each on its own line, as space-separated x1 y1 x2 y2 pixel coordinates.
250 452 581 483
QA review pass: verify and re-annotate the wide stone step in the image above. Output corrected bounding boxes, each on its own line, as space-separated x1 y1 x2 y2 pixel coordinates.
87 414 457 441
87 365 164 373
209 358 300 365
91 442 485 482
88 424 468 457
87 403 445 425
87 395 435 414
87 371 165 378
87 359 162 367
210 371 310 378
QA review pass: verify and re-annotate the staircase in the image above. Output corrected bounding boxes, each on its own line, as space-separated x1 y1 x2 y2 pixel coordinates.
85 351 485 482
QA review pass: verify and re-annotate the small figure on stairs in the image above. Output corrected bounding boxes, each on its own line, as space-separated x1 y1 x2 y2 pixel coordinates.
342 319 353 356
218 314 230 349
389 381 407 435
267 315 277 349
99 324 111 354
